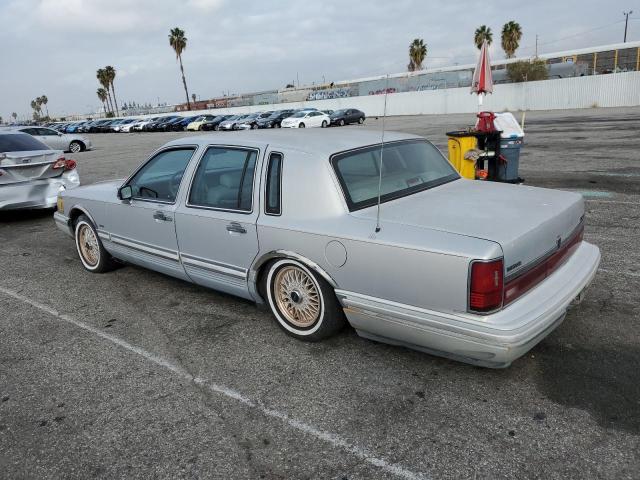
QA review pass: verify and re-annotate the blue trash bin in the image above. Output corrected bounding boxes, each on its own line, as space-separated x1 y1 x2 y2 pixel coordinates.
493 112 524 183
497 137 524 182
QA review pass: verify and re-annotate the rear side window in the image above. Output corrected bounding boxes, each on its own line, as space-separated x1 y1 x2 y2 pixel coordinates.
188 147 258 212
265 152 283 215
0 133 49 152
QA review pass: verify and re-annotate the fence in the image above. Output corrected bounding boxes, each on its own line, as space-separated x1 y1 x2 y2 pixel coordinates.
183 71 640 118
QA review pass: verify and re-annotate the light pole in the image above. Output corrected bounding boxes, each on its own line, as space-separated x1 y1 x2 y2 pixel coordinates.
623 10 633 42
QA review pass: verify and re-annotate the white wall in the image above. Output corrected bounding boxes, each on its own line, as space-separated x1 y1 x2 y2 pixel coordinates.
167 71 640 119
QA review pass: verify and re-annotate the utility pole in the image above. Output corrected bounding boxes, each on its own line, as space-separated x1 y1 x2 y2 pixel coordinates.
623 11 633 42
535 34 539 57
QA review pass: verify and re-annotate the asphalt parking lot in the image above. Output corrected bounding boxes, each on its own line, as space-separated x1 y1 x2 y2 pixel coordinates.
1 107 639 479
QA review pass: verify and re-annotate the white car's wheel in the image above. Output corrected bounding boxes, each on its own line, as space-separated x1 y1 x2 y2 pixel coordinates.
321 120 327 128
69 141 83 153
299 122 305 128
264 259 345 341
74 215 113 273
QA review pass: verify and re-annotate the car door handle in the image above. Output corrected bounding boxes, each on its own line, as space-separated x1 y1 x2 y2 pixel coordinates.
153 211 172 222
226 222 246 234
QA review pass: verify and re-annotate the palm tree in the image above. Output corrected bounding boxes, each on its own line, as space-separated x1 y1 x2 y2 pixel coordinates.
40 95 49 117
35 97 44 118
501 21 522 58
408 38 428 72
104 66 119 116
474 25 493 49
191 93 196 104
30 99 39 120
11 112 17 122
169 27 191 110
96 68 114 114
96 88 109 115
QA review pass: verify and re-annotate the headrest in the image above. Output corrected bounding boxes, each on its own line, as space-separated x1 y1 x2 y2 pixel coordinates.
219 172 240 188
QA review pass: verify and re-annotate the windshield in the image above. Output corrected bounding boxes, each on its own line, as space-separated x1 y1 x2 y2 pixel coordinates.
331 139 459 211
0 134 50 152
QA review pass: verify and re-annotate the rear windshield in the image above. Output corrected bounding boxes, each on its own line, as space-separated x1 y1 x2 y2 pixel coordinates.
0 134 50 152
331 139 459 211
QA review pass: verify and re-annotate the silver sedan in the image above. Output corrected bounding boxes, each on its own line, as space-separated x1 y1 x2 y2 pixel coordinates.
11 126 92 153
1 131 80 210
53 129 599 368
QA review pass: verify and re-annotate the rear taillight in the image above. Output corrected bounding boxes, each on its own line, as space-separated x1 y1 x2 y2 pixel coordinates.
52 157 66 169
469 259 504 313
64 159 77 171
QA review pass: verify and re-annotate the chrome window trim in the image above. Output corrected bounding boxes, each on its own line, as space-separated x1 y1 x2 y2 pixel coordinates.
264 151 283 217
184 144 260 215
121 145 199 206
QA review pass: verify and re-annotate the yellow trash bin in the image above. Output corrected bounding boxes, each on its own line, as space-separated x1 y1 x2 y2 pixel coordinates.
446 131 477 179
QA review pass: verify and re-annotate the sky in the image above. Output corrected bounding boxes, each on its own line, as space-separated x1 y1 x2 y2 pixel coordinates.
1 0 637 119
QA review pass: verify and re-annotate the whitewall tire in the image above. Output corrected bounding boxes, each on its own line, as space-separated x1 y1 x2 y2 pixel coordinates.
74 215 113 273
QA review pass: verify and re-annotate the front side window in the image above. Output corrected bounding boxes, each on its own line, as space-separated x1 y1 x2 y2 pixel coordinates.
331 140 459 211
189 147 257 212
265 152 283 215
128 147 195 203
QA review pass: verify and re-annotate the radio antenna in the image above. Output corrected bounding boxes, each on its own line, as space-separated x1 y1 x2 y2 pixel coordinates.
374 74 389 233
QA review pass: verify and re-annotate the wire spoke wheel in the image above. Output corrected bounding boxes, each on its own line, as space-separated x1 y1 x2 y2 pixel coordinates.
78 224 99 267
274 266 321 328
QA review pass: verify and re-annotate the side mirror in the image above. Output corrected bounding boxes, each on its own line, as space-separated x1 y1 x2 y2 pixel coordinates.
118 185 133 201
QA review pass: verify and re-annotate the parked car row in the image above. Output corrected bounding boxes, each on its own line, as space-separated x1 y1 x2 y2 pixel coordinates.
40 108 367 135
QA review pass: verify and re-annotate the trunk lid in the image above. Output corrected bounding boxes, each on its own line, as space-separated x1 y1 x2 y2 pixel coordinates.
0 150 64 185
353 179 584 275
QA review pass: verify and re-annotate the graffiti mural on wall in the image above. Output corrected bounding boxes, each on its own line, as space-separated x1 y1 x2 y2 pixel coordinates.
306 86 358 101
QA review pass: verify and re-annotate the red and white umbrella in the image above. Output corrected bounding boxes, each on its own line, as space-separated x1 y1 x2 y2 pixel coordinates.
471 39 493 107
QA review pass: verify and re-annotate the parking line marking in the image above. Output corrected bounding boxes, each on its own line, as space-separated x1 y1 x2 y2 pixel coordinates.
0 286 428 480
598 268 640 278
585 199 640 205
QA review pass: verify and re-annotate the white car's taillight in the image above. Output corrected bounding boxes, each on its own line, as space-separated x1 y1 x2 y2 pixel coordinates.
469 259 504 313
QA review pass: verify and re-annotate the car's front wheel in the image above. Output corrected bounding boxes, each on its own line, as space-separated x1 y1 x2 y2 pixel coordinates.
321 120 327 128
264 259 345 341
339 119 345 126
69 141 83 153
74 215 113 273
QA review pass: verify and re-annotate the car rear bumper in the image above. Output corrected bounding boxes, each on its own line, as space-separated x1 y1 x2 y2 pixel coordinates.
338 241 601 368
0 170 81 211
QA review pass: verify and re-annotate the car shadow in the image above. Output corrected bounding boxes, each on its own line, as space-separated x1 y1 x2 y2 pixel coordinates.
0 208 55 223
533 341 640 434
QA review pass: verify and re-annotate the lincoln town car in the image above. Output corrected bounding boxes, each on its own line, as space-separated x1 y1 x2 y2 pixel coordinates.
53 129 600 367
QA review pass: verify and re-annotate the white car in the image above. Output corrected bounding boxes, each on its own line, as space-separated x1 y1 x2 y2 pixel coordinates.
8 126 92 153
132 118 159 132
121 119 145 133
281 111 330 129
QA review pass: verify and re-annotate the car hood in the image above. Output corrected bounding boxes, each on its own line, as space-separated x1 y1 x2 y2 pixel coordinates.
352 179 584 273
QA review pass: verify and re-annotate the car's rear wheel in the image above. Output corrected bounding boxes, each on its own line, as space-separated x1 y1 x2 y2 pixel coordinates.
251 123 257 129
264 259 345 341
321 120 327 128
214 125 219 131
74 215 113 273
69 141 83 153
358 117 364 124
275 122 281 128
299 122 305 128
339 119 345 126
